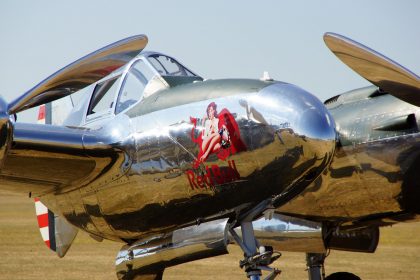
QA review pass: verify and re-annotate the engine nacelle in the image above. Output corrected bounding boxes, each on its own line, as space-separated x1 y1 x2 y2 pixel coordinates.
0 97 12 169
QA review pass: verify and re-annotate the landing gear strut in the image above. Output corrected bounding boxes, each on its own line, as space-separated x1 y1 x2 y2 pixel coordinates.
306 253 326 280
230 221 281 280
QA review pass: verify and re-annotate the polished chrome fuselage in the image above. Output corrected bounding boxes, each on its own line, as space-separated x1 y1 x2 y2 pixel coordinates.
1 79 336 241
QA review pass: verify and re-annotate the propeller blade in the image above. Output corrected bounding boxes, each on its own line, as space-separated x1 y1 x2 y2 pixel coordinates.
324 32 420 106
0 96 12 169
8 34 148 114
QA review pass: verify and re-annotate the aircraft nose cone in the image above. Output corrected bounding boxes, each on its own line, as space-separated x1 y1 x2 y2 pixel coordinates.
259 82 336 142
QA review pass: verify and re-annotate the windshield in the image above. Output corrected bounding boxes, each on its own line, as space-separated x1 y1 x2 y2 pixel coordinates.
87 76 121 116
116 59 155 114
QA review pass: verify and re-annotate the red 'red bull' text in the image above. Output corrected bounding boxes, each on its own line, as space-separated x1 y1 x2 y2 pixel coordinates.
185 160 240 190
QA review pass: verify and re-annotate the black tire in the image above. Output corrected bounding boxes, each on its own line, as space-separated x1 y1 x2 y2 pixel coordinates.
325 272 361 280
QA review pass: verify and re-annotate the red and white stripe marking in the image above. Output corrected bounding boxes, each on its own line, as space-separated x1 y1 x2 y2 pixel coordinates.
37 104 46 124
34 198 51 248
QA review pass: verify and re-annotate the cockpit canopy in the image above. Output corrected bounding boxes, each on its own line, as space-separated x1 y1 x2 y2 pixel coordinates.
84 52 202 122
146 53 196 77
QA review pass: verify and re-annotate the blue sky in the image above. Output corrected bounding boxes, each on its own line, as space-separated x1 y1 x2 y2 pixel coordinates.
1 0 419 121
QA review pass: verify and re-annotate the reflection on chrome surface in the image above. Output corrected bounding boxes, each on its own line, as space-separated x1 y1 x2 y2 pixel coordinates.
2 80 336 241
242 213 325 253
279 89 420 225
115 214 324 280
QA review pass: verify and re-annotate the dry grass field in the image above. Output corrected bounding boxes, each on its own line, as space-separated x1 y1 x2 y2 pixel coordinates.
1 190 420 280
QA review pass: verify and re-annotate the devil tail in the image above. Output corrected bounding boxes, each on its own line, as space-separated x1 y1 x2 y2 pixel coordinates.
190 117 201 144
